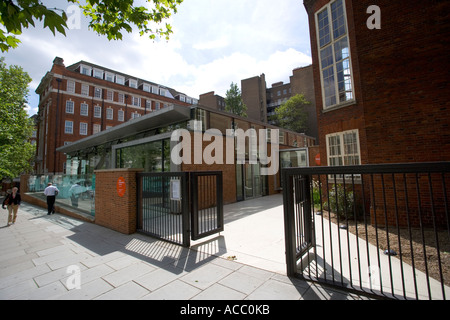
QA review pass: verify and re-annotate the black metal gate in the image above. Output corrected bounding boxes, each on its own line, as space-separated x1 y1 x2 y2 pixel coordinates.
137 171 224 247
282 162 450 300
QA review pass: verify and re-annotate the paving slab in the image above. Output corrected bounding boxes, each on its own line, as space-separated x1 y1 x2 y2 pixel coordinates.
0 201 373 302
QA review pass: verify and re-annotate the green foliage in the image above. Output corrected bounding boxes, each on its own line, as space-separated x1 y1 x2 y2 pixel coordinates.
0 57 35 178
225 82 247 117
269 93 309 133
324 183 356 220
0 0 184 52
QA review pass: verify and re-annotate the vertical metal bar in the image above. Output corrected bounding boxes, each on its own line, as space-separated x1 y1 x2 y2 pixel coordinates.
283 170 297 276
342 175 353 288
182 172 190 247
370 173 383 295
380 174 395 297
217 172 224 231
318 174 326 282
415 173 432 299
325 174 335 284
428 173 445 300
391 173 407 299
404 173 418 300
333 174 344 286
360 174 370 292
304 174 312 279
351 173 362 291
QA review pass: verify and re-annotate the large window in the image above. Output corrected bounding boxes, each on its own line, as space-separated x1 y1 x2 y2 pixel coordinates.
65 121 73 134
316 0 354 109
66 101 74 114
326 129 360 166
116 139 170 172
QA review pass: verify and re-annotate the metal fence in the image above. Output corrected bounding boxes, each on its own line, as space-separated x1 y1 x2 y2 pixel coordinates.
282 162 450 300
137 171 223 247
137 172 190 246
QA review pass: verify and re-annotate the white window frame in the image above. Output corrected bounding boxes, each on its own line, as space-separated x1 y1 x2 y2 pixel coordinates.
143 84 151 92
325 129 361 167
81 84 89 96
94 87 102 99
93 68 103 79
131 112 141 119
65 121 73 134
67 80 75 93
80 65 91 76
116 75 125 85
93 124 101 134
118 93 125 104
128 79 138 89
118 110 124 122
106 90 114 101
131 96 141 107
105 72 115 82
146 100 152 111
315 0 354 110
106 108 113 120
80 103 88 116
94 105 101 118
65 100 74 114
79 122 88 135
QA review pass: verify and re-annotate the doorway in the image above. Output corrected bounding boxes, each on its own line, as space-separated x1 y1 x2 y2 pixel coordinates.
236 162 265 201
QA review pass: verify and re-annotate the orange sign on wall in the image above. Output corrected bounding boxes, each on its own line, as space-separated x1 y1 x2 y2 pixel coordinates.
117 177 126 197
315 153 321 166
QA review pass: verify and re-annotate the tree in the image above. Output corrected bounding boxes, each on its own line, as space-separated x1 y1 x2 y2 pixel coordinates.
225 82 247 117
270 94 309 133
0 0 184 52
0 58 35 178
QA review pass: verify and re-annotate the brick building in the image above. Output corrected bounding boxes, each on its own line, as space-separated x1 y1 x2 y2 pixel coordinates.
304 0 450 228
57 104 316 204
34 57 196 174
303 0 450 167
199 66 318 140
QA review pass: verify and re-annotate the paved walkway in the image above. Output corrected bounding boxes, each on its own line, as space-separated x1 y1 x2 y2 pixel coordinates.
0 200 372 301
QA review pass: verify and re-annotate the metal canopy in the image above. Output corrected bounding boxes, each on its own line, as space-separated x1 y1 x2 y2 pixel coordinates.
57 104 191 155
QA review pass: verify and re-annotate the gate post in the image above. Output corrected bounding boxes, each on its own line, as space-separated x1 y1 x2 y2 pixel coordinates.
282 169 297 276
94 168 143 234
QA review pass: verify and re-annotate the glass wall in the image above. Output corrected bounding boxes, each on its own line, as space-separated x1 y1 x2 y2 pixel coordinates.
116 139 170 172
26 174 96 216
280 148 308 169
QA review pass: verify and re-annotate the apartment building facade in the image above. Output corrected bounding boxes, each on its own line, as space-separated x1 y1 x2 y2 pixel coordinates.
304 0 450 167
199 66 318 140
34 57 196 174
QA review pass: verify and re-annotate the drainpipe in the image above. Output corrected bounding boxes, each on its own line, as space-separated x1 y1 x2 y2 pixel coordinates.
54 78 62 175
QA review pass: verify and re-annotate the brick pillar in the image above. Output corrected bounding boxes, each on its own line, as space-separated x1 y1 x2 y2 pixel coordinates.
94 168 143 234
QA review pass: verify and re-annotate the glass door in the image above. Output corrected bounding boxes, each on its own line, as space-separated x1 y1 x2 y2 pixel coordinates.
244 163 254 199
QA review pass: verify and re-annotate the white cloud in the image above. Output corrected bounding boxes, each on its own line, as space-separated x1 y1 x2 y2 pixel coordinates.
2 0 312 116
193 36 230 50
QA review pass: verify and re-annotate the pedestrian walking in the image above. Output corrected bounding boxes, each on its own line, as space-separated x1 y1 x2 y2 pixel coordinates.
2 187 21 226
43 182 59 215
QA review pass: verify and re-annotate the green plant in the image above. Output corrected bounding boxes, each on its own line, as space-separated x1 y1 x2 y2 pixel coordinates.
325 184 356 220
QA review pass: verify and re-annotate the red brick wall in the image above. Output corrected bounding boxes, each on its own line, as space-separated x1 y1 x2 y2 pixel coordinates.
304 0 450 228
352 0 450 163
94 168 143 234
305 0 450 165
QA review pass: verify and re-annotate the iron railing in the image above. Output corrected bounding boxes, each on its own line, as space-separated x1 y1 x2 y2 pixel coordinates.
137 172 190 246
282 162 450 300
137 171 224 247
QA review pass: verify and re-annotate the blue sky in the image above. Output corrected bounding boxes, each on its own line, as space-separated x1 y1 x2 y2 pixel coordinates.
2 0 312 116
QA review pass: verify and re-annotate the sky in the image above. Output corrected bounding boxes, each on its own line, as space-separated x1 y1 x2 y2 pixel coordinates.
2 0 313 116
